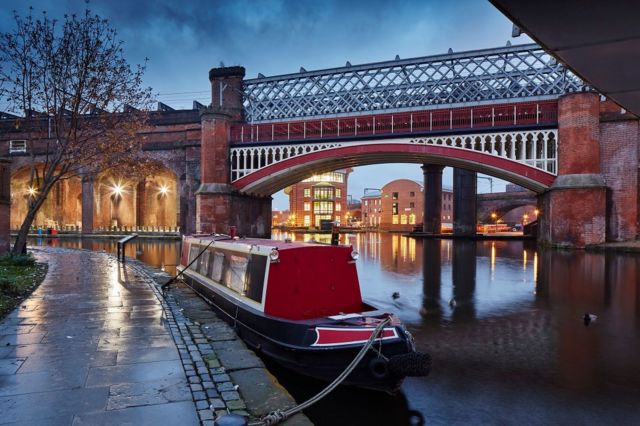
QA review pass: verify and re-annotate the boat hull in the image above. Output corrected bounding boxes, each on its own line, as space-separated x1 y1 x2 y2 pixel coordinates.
181 271 414 393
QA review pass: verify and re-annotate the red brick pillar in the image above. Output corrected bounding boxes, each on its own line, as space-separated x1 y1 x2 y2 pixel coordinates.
196 66 272 237
539 93 607 247
0 159 11 253
81 175 94 234
422 164 443 234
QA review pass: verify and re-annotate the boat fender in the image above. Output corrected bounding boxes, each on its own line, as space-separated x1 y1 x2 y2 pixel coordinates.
388 352 432 377
368 357 389 379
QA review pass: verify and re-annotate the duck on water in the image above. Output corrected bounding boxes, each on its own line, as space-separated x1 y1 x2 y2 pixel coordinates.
177 233 431 393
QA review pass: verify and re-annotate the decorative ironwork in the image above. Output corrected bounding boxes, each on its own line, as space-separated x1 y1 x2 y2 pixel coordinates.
243 44 588 122
230 129 557 183
230 101 557 143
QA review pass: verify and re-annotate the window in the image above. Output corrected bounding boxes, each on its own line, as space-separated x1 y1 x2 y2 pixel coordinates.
365 200 369 206
303 172 344 183
303 215 311 226
401 215 408 224
313 201 333 214
303 202 310 211
9 140 26 154
392 216 399 224
409 191 415 197
409 202 415 208
303 188 311 197
336 189 342 197
335 203 341 211
409 214 416 224
392 203 398 215
314 186 334 200
210 251 225 282
199 250 211 276
392 192 399 200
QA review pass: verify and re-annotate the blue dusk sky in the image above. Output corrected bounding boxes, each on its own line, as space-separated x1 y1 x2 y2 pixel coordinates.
1 0 530 210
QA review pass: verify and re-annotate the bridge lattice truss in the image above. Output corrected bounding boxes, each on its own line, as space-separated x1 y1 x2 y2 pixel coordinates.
230 129 558 187
243 44 588 123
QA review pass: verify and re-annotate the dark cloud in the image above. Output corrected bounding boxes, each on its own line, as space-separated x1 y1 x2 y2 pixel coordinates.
2 0 522 205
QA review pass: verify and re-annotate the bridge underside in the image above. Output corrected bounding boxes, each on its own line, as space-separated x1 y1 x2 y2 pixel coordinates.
232 144 555 196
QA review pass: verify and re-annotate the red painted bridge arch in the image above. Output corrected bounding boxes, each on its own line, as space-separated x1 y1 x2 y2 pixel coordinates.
231 138 557 196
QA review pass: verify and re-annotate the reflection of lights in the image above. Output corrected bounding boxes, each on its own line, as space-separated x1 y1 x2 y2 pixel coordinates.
533 251 538 283
523 249 527 271
490 241 496 274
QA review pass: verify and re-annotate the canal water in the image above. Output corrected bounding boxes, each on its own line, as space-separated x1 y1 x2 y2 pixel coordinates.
29 234 640 425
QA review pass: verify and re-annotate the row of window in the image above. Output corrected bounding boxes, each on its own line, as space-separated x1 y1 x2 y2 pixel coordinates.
303 172 345 184
188 245 267 304
302 215 341 227
302 187 342 198
303 201 341 212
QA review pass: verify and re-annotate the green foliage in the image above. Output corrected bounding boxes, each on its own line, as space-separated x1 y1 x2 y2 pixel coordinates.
0 258 47 318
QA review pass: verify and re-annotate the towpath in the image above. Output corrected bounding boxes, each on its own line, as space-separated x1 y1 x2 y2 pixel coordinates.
0 247 309 425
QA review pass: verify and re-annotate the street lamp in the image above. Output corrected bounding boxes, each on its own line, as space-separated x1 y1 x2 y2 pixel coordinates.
491 212 497 233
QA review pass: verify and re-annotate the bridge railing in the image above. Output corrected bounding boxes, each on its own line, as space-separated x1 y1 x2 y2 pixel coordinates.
230 101 557 144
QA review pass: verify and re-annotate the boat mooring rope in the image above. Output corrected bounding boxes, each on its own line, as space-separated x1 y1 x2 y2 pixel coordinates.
248 317 392 426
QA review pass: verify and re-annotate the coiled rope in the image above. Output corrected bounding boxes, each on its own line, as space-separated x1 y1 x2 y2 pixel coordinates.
248 317 391 426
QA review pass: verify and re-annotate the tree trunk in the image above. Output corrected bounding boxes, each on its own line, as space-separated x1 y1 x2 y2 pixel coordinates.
12 187 51 255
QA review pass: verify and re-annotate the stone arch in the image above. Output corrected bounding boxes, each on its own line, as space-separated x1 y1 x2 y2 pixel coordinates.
10 165 82 231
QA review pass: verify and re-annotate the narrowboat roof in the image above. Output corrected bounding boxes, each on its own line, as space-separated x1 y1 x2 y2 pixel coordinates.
185 235 349 252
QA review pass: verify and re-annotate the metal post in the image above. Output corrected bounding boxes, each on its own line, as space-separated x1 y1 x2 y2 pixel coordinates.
491 107 495 127
450 110 453 129
513 105 517 125
303 121 306 139
391 115 394 133
373 117 376 135
320 120 323 138
355 118 358 136
536 103 540 124
257 125 259 141
470 109 473 128
337 119 340 137
241 126 244 142
272 124 274 141
410 114 413 132
287 123 290 140
430 112 432 131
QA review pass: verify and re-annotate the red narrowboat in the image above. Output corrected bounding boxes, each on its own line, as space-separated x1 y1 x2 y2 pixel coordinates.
177 234 430 393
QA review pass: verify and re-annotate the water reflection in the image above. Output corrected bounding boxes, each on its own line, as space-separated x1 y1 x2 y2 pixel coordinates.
271 231 640 425
27 237 181 275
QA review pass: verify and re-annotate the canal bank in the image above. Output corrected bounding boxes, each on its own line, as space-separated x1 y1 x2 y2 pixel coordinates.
0 247 310 426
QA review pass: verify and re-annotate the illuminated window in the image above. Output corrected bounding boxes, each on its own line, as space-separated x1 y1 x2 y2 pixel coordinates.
303 188 310 197
303 215 310 226
313 201 333 214
303 172 344 183
303 202 310 211
335 216 341 224
313 186 334 200
392 203 398 215
335 203 341 211
401 215 408 224
392 216 399 224
409 214 416 224
392 192 398 200
336 189 342 197
365 200 369 206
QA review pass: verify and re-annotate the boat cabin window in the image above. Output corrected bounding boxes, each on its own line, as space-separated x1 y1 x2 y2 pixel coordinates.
188 245 203 271
191 246 267 304
210 251 224 282
198 249 211 276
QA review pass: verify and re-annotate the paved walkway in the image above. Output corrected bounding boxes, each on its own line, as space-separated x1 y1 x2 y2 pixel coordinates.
0 248 200 425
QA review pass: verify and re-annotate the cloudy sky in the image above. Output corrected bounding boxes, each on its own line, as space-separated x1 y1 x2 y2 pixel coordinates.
1 0 529 209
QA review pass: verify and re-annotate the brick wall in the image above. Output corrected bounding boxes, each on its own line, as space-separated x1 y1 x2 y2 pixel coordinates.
600 119 639 241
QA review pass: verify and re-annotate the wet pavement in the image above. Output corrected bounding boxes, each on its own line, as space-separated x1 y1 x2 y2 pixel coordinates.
0 247 310 426
0 248 199 425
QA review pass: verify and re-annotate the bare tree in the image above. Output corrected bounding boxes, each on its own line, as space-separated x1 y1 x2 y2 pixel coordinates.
0 6 154 254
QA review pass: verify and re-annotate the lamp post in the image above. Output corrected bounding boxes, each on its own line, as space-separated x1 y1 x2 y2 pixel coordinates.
491 212 497 233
